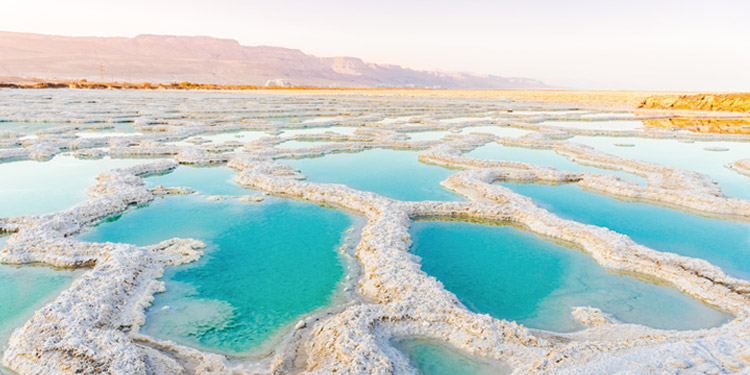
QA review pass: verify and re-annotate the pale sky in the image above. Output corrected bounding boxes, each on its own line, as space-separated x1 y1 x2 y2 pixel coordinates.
2 0 748 91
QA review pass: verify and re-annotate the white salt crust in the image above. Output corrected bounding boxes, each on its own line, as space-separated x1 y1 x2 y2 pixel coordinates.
1 93 749 374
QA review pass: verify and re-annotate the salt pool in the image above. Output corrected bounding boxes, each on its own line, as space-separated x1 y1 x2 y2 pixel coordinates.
504 183 750 280
466 143 646 184
411 220 728 332
0 262 80 353
276 140 336 149
78 195 352 355
279 126 360 137
0 155 149 218
0 122 64 135
145 165 247 196
540 120 644 131
571 136 750 200
396 339 508 375
458 126 533 138
283 149 459 201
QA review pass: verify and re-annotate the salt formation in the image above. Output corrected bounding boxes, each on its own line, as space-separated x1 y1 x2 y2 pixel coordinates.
1 90 749 374
729 158 750 178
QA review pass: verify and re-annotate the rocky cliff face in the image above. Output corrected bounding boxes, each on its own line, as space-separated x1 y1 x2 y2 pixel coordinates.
0 31 546 88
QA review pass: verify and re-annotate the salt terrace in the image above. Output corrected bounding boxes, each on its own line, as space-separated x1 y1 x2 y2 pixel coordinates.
1 89 749 374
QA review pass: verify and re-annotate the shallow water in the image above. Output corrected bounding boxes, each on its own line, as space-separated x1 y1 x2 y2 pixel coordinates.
76 131 142 138
78 195 352 354
75 122 139 136
280 126 360 137
197 130 269 143
411 220 728 332
145 165 248 196
466 143 646 184
0 155 149 218
504 183 750 280
571 136 750 200
440 117 492 124
458 125 533 138
0 122 64 135
0 263 80 346
406 131 451 141
396 339 508 375
277 140 336 149
283 149 459 201
541 120 643 131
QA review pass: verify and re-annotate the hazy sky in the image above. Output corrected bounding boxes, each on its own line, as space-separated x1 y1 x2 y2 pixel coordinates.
2 0 748 90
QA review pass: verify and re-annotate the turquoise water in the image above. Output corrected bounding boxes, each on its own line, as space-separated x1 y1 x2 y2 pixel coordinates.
145 165 248 196
0 262 80 345
283 149 459 201
411 220 728 332
571 136 750 200
0 122 64 135
0 155 148 218
78 195 352 354
503 183 750 280
467 143 646 185
396 339 508 375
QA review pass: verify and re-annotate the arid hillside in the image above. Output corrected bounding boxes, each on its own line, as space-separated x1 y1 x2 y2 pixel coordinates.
0 31 546 89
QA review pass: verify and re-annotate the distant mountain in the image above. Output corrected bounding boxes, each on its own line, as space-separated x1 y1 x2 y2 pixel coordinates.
0 31 547 89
